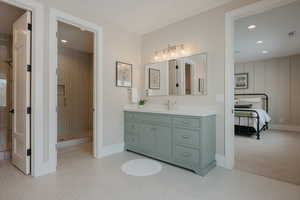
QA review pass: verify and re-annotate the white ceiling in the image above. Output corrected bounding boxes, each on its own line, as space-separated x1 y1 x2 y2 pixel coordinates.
95 0 233 34
37 0 233 35
235 1 300 63
0 2 25 34
58 22 94 53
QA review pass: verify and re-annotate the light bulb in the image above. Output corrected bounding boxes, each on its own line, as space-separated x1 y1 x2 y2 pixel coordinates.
248 25 256 30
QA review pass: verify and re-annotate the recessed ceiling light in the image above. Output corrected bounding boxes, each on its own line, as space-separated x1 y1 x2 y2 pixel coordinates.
61 39 68 43
248 25 256 30
262 50 269 54
256 40 263 44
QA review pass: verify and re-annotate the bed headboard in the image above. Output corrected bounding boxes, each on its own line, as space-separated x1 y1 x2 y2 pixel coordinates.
234 93 269 113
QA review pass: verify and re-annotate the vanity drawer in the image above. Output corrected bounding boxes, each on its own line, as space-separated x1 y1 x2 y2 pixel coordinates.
140 113 171 126
173 146 199 168
173 117 200 129
174 128 200 147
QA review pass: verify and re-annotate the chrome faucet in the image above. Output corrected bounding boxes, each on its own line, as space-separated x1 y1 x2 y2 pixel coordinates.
167 98 176 111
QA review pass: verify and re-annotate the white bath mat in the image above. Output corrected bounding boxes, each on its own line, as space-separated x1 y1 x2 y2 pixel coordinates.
121 159 162 177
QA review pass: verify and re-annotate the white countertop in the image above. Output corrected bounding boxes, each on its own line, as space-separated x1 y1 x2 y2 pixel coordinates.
124 104 216 117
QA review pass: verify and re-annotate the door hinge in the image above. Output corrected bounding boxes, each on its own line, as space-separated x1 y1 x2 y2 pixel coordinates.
27 23 32 31
27 65 32 72
176 65 179 69
27 107 31 114
176 83 179 88
27 149 31 156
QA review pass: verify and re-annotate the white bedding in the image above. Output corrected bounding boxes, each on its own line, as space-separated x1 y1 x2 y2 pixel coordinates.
234 108 271 131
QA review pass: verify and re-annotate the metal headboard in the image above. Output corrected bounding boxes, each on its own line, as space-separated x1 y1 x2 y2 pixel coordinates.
234 93 269 113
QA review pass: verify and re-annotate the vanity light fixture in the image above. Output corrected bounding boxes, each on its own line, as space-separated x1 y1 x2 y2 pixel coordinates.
248 25 256 30
61 39 68 43
180 44 186 54
262 50 269 54
154 51 160 61
153 44 188 62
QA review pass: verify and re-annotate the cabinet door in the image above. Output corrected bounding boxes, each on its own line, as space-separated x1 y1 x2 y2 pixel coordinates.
125 123 139 147
139 124 156 155
155 126 172 161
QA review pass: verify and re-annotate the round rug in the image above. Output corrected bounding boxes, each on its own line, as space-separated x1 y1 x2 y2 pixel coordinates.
121 159 162 177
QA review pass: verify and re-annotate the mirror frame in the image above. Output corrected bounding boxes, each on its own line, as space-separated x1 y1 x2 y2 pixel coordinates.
144 52 208 97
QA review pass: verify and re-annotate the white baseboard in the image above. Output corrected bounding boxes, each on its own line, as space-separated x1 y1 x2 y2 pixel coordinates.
0 151 10 160
215 154 226 168
56 137 91 149
270 124 300 132
99 143 124 158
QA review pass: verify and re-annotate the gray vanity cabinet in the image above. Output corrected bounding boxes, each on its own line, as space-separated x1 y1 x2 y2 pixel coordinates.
124 111 216 176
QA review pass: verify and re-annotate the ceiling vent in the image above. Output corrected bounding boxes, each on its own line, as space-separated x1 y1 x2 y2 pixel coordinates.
288 31 296 39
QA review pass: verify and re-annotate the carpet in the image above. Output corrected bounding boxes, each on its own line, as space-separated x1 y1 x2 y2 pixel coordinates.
235 130 300 185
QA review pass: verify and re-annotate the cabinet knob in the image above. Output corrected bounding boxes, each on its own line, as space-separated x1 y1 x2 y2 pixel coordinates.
182 152 191 157
182 135 190 139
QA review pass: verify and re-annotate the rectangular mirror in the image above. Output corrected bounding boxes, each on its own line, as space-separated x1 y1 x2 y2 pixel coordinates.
145 53 208 96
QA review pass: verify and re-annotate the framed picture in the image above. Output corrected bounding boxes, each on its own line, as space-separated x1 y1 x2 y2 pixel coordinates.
235 73 248 89
116 61 132 88
149 68 160 89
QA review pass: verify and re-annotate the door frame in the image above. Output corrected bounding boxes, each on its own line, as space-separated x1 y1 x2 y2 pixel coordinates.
224 0 297 169
49 8 104 169
1 0 44 176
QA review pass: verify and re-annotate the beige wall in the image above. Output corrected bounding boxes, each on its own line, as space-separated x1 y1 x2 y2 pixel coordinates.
57 47 93 140
141 0 258 155
235 54 300 127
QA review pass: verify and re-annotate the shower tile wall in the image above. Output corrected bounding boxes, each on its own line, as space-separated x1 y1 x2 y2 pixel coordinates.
57 46 93 141
0 33 12 153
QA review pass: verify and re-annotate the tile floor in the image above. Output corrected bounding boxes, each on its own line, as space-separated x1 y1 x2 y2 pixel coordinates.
0 143 299 200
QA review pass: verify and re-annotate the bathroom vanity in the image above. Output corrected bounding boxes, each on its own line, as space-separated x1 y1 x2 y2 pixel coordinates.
124 107 216 176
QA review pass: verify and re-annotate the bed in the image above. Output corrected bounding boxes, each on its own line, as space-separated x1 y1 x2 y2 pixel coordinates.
234 93 271 140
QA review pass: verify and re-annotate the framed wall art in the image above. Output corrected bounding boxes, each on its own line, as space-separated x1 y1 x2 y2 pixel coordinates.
235 73 248 89
116 61 132 88
149 68 160 89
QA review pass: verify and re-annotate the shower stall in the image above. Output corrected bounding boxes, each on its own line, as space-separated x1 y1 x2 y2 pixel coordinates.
0 33 12 160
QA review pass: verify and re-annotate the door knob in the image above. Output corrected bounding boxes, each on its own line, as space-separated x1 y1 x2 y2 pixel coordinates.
9 109 15 114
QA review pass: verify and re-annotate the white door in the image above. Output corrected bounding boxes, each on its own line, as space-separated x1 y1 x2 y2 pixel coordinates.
12 11 32 175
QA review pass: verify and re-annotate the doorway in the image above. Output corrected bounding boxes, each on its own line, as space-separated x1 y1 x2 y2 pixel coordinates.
56 21 94 159
0 1 32 174
48 9 104 171
225 0 300 185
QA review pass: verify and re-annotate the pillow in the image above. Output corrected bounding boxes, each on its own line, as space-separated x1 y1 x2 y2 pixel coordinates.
239 97 262 103
237 100 263 109
235 104 252 109
237 97 263 109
